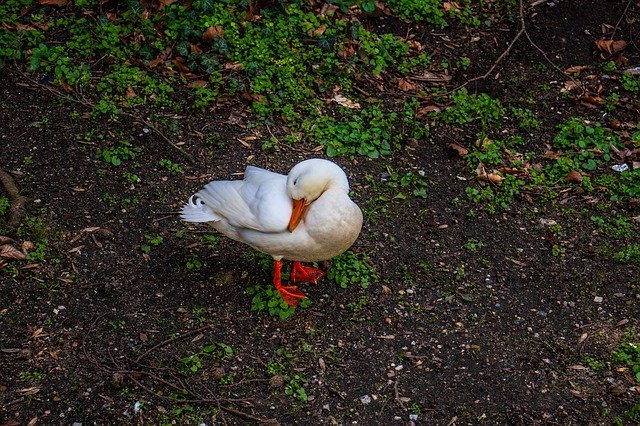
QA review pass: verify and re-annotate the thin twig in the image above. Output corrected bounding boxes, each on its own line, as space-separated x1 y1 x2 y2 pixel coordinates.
452 0 583 96
134 324 213 364
394 376 407 411
610 0 633 40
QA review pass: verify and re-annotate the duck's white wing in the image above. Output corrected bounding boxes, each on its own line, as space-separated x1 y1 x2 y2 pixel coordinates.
182 166 291 233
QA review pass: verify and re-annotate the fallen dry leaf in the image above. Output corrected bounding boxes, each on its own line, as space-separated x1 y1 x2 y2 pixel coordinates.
0 236 15 245
565 170 583 183
312 24 326 37
447 143 469 156
203 25 224 43
21 240 34 252
17 386 41 396
331 94 360 109
397 78 416 91
595 39 627 56
38 0 67 5
0 244 26 260
476 164 504 184
443 1 460 12
125 86 137 99
564 65 589 75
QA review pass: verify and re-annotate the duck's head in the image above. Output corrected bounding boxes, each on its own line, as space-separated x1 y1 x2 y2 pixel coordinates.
286 159 350 232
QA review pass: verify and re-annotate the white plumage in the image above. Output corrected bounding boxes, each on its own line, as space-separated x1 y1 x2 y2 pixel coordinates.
181 158 363 305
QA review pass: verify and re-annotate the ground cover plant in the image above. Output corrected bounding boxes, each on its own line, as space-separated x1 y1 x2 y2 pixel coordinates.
1 0 640 424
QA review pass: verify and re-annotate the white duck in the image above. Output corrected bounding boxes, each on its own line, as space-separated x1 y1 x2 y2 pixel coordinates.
180 159 363 305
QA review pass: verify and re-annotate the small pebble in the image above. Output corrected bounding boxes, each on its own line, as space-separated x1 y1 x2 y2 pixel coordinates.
360 395 372 404
594 296 603 303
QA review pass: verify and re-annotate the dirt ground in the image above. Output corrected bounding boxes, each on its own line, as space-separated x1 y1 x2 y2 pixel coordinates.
1 1 640 425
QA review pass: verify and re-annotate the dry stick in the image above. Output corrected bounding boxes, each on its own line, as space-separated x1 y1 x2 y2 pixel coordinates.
393 377 407 411
454 0 583 95
610 0 633 40
14 68 196 166
0 168 28 229
453 27 524 93
134 324 213 364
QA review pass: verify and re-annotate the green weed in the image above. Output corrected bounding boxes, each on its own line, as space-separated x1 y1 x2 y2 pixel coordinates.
327 251 377 289
247 283 311 320
552 118 621 172
611 342 640 383
19 371 44 381
463 239 485 253
141 234 164 254
159 159 185 175
97 140 142 166
177 341 234 374
613 245 640 264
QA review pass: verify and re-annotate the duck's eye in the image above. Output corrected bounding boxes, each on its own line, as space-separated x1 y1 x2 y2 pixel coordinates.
293 178 298 186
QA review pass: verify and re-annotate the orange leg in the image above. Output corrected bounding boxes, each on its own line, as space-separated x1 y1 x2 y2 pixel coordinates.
273 260 305 306
290 261 325 284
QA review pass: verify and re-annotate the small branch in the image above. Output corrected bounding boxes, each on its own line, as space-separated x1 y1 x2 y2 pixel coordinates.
0 168 28 229
453 0 583 95
134 324 213 364
394 377 407 411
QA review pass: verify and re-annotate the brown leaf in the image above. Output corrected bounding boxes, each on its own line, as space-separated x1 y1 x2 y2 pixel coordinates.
0 244 26 260
416 105 441 117
443 1 460 11
21 240 34 253
565 170 583 183
312 24 326 37
331 94 360 109
0 236 15 245
397 78 416 91
38 0 67 5
203 25 224 43
125 86 137 99
543 149 562 160
595 39 627 55
447 143 469 156
158 0 177 7
564 65 589 75
17 386 41 395
476 164 504 184
188 80 208 88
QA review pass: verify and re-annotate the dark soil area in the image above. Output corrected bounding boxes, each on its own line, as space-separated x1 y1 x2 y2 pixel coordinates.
1 1 640 425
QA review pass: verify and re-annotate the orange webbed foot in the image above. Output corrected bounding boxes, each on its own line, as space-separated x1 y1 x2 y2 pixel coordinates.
273 260 306 306
291 261 325 284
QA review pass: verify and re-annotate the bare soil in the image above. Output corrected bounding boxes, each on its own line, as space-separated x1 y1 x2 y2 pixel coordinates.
1 1 640 425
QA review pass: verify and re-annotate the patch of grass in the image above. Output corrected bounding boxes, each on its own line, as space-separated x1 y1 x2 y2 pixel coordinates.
141 234 164 254
304 105 397 159
621 73 640 93
159 159 185 175
247 283 311 320
552 118 621 172
613 244 640 264
327 251 377 289
442 88 505 134
611 342 640 383
97 140 142 166
581 356 605 372
267 348 308 402
19 371 44 381
17 216 50 262
463 239 485 253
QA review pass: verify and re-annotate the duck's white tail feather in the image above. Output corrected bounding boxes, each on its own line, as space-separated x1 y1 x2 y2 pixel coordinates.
180 195 220 223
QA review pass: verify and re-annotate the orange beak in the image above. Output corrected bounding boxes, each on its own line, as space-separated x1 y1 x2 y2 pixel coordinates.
288 199 307 232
